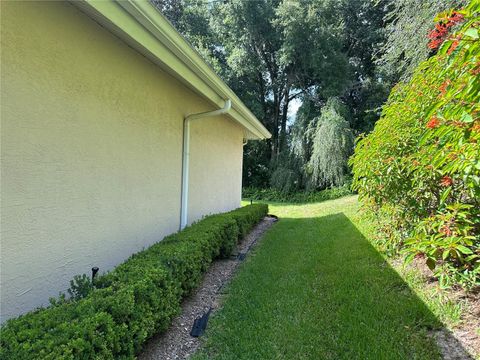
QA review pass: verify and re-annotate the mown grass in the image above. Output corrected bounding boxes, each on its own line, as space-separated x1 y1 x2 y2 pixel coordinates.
193 196 448 359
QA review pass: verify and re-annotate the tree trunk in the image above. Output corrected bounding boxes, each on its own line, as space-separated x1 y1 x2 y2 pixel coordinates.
279 84 290 153
271 93 280 159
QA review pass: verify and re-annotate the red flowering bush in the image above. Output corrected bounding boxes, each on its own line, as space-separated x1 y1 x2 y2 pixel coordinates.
350 2 479 289
426 117 441 129
427 11 464 50
440 176 454 187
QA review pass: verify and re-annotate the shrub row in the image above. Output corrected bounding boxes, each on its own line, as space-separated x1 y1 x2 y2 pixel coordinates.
242 184 353 203
0 204 268 359
350 3 479 289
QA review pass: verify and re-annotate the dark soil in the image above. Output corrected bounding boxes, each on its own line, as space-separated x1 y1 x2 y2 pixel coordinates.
410 258 480 359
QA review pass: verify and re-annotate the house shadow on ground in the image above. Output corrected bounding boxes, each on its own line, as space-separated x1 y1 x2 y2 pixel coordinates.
192 212 475 359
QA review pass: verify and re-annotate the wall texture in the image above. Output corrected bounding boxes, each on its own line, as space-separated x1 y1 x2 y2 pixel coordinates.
0 1 243 322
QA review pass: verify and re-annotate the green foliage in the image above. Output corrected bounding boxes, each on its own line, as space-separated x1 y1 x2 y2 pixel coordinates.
153 1 391 190
376 0 466 81
350 2 480 290
341 0 392 132
67 274 93 301
275 97 355 191
290 98 319 162
270 166 302 194
242 140 271 188
308 98 354 189
269 151 304 193
0 204 268 359
150 0 217 62
243 183 352 204
274 0 351 94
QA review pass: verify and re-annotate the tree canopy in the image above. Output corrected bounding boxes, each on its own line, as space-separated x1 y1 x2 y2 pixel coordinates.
153 0 463 191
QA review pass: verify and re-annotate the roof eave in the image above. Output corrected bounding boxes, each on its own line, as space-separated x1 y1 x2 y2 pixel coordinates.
71 0 271 140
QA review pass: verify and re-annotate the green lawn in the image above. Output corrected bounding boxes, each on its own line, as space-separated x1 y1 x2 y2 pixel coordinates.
193 196 443 360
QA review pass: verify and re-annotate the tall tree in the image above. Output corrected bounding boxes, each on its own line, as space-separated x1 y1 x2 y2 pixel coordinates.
341 0 392 132
209 0 284 157
151 0 224 72
308 97 354 189
152 0 406 191
210 0 351 155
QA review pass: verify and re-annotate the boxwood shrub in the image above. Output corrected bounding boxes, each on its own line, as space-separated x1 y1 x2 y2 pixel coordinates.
0 204 268 359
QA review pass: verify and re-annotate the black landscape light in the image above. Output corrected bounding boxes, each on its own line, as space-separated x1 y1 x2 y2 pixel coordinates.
190 308 212 337
237 252 247 261
91 267 99 282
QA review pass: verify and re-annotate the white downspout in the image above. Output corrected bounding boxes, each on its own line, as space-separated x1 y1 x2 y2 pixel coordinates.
180 99 232 230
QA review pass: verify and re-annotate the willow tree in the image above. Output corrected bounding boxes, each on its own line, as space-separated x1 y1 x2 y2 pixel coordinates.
308 98 354 189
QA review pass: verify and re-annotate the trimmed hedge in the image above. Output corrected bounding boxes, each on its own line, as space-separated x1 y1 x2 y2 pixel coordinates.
0 204 268 359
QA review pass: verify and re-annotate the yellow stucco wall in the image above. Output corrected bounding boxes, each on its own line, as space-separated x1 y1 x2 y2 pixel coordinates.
0 1 243 322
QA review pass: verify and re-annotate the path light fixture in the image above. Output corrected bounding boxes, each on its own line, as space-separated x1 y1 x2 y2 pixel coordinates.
91 267 99 283
190 307 212 337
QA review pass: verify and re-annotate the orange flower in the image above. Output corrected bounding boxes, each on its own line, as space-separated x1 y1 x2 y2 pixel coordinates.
440 176 453 187
472 122 480 133
447 40 459 55
439 80 451 95
448 11 464 23
428 38 443 49
427 11 464 50
440 225 452 236
426 117 440 129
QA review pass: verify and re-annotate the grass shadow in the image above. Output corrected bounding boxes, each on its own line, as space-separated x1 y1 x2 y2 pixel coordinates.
195 213 473 359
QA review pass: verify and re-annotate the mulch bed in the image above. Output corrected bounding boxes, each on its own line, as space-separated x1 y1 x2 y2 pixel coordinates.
408 258 480 359
139 216 277 360
432 286 480 359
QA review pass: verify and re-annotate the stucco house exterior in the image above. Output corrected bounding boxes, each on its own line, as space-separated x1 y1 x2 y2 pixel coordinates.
0 0 270 323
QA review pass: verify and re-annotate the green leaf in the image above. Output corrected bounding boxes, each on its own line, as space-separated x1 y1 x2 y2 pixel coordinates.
460 112 474 123
426 257 436 270
464 28 479 40
456 245 473 255
440 187 452 205
442 249 450 260
405 253 416 264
